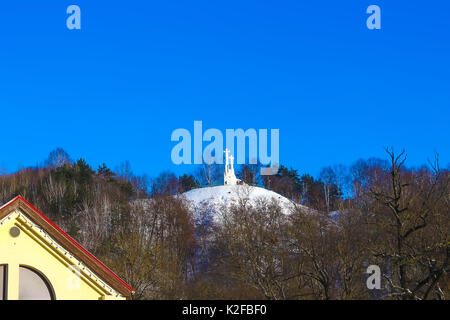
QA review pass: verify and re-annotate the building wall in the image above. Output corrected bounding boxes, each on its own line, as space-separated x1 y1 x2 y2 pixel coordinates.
0 210 125 300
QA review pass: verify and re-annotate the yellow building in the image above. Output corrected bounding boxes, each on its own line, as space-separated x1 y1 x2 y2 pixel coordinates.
0 196 133 300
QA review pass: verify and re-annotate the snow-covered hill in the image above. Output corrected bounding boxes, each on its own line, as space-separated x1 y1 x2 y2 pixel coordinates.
131 185 311 225
181 185 302 223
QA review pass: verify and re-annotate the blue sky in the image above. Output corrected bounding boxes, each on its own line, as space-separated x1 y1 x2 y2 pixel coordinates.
0 1 449 177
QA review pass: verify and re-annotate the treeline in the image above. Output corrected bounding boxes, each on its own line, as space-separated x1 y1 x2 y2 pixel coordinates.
0 149 147 239
0 148 448 299
184 150 449 300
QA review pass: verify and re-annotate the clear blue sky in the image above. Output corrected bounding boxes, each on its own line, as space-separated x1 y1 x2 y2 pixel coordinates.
0 1 449 177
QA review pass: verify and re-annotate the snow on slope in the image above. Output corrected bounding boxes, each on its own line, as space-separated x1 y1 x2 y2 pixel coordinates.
181 185 300 223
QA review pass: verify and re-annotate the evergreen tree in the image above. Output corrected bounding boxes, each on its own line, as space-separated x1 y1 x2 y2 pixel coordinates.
178 174 200 192
97 163 114 179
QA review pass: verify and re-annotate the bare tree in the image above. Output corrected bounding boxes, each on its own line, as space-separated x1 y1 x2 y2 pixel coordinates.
369 149 449 299
44 148 71 168
195 161 223 186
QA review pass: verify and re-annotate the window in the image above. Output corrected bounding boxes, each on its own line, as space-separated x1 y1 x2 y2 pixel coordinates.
19 266 54 300
0 265 6 300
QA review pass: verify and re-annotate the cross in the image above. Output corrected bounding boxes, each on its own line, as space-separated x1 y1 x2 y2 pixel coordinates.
224 148 230 169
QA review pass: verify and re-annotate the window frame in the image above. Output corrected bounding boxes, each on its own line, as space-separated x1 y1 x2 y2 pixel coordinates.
0 264 7 300
19 265 56 300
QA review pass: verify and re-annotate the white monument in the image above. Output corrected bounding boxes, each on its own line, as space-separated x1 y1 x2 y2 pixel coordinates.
224 149 242 185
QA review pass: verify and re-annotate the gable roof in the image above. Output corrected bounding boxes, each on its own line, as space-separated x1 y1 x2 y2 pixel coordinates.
0 195 134 297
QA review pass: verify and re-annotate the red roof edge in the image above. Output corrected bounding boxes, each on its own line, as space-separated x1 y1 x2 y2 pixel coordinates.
3 195 134 294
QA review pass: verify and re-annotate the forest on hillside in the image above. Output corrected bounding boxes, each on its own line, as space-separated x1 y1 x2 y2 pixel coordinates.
0 148 448 300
